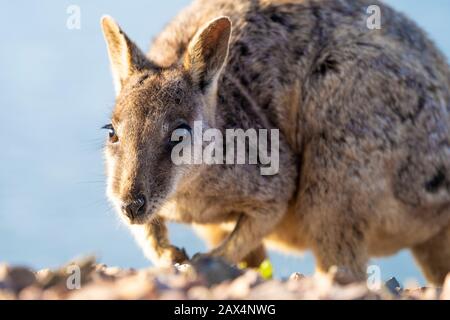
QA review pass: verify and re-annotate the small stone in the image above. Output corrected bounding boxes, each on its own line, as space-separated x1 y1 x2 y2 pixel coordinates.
385 277 403 296
0 265 36 292
36 269 53 283
289 272 305 281
96 266 136 282
174 263 197 279
103 266 123 277
95 264 107 272
190 255 242 287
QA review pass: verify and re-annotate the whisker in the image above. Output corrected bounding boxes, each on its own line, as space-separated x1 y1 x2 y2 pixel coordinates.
75 180 106 185
76 199 109 210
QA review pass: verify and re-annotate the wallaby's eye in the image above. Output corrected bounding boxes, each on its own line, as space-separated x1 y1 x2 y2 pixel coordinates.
168 123 192 149
102 124 119 143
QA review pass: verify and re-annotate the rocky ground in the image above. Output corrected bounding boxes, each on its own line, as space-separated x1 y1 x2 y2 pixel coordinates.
0 256 449 300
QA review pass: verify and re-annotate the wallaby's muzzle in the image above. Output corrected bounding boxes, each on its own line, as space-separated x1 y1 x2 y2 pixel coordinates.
121 195 146 221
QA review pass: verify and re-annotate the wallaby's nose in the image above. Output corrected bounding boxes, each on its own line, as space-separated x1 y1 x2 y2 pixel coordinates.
121 196 146 220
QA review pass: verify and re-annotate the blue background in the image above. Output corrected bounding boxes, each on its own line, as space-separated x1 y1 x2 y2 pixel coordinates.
1 1 449 285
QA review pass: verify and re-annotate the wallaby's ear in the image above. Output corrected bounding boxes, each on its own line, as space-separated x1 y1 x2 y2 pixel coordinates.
184 17 232 92
101 15 150 95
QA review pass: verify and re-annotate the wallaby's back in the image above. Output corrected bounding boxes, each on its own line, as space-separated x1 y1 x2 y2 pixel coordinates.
148 0 450 151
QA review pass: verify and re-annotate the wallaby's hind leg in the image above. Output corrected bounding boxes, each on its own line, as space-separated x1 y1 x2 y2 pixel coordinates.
311 227 369 282
304 203 369 282
193 223 266 268
412 224 450 285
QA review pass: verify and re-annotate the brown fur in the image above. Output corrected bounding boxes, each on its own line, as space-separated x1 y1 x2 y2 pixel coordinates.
101 0 450 285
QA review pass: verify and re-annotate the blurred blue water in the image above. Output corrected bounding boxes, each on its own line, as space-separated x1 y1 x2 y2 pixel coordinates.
0 1 449 285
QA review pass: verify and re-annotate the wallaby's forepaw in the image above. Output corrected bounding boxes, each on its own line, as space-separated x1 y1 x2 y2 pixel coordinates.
158 246 189 267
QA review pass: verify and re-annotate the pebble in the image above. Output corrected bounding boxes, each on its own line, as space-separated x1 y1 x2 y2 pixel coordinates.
385 277 403 296
289 272 305 281
0 264 36 292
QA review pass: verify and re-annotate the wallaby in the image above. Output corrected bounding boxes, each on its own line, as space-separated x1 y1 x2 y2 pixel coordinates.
101 0 450 285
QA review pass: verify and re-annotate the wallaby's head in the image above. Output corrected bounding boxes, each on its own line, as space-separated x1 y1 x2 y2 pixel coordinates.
101 16 231 224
